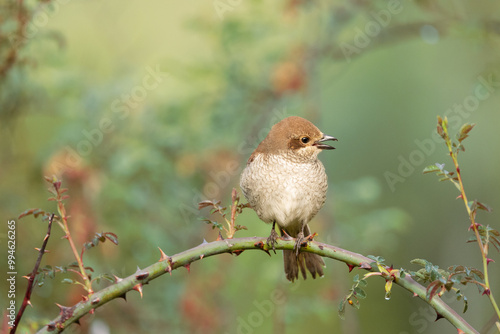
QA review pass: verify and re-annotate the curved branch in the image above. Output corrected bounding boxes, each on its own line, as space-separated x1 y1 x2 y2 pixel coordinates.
35 237 478 334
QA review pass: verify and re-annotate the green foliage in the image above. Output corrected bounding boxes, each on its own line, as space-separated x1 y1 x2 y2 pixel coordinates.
18 176 119 306
198 188 248 238
468 225 500 252
422 117 500 321
408 259 474 313
339 255 401 318
83 232 119 252
338 274 368 319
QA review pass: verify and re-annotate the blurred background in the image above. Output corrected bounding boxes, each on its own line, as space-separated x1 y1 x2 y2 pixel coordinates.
1 0 500 333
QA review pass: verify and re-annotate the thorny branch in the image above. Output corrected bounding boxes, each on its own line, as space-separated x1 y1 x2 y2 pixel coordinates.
11 214 54 334
34 237 478 334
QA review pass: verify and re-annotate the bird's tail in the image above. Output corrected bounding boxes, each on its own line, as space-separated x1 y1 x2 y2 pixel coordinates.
282 224 325 282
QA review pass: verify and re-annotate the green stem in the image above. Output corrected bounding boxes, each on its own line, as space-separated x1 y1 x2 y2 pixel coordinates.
35 237 478 334
445 137 500 321
56 193 93 294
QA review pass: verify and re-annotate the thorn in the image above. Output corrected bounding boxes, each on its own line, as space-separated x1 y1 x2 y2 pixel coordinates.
89 308 95 315
318 244 324 250
482 288 491 296
468 222 481 231
200 254 204 260
165 265 172 275
306 232 318 242
118 293 127 301
254 241 271 257
202 239 208 244
184 264 191 273
158 247 169 262
487 258 495 265
27 300 33 307
456 194 463 200
281 229 292 240
359 262 372 270
47 323 56 331
23 275 30 280
91 297 100 305
346 263 356 273
135 270 149 281
34 248 50 253
55 303 74 321
81 296 89 302
133 284 143 298
113 275 123 283
435 312 444 321
75 319 81 326
217 232 224 241
457 330 465 334
413 293 418 297
231 250 244 256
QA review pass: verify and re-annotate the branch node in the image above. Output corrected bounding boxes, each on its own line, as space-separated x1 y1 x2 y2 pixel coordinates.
359 262 372 270
134 268 149 281
254 241 271 257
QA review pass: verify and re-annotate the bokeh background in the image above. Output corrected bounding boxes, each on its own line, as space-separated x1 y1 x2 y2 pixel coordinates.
1 1 500 333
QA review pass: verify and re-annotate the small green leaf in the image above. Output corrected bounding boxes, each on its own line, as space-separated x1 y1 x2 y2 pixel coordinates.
457 123 475 143
367 255 385 264
476 201 492 212
61 278 74 284
104 232 119 245
338 298 346 320
358 279 368 287
354 287 366 299
422 165 441 174
410 258 429 267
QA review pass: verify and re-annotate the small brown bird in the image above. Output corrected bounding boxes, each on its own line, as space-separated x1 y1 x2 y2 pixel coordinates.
240 116 337 282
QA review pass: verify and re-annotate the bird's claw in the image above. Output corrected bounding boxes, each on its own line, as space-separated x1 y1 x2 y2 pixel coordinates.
266 228 278 254
293 231 305 257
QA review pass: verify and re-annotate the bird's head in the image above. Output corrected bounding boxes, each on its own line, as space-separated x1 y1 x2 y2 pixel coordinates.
255 116 337 161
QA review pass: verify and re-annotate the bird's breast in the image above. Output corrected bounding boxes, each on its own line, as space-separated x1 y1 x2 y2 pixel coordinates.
240 153 328 229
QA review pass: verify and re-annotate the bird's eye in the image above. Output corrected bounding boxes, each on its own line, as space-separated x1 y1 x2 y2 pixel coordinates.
301 136 310 144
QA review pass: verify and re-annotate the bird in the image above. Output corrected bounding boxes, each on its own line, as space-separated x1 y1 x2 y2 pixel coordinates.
240 116 337 282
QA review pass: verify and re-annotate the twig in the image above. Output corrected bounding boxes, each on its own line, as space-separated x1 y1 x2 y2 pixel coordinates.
48 177 93 294
438 117 500 321
34 237 478 334
10 213 54 334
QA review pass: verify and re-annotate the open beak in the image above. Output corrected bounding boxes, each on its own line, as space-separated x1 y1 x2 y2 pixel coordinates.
313 135 338 150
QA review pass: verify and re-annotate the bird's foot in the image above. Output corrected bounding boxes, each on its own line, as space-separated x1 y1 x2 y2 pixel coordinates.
266 228 278 254
293 231 305 257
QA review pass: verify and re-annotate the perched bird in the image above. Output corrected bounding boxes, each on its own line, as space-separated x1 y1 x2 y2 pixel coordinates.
240 116 337 282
